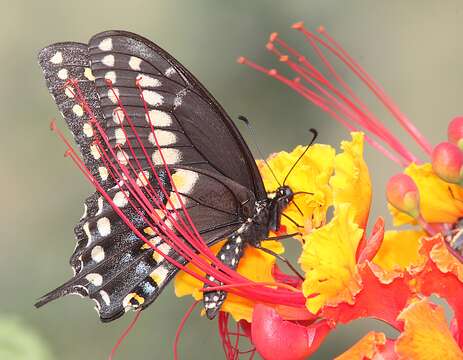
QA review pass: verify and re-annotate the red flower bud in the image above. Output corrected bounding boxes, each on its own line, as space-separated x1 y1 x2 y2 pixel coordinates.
251 304 331 360
386 174 420 218
448 116 463 150
432 142 463 184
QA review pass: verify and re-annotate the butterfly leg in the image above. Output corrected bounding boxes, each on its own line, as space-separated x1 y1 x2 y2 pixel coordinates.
252 242 304 280
203 234 245 319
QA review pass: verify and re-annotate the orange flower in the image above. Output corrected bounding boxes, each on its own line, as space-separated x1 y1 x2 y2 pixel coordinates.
395 299 463 359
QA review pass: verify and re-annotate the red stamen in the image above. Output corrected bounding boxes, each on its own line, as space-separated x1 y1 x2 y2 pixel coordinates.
241 23 435 166
108 310 142 360
174 300 201 360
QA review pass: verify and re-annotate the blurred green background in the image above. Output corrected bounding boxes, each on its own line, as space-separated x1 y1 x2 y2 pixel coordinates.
1 0 463 359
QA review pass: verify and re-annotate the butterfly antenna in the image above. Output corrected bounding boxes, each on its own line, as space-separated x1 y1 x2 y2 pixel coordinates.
238 115 282 187
283 129 318 185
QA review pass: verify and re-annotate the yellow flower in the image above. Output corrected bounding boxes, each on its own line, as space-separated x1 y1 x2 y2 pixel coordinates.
389 163 463 225
299 204 363 313
373 229 426 273
395 299 463 359
330 132 372 229
297 133 372 313
335 331 387 360
257 143 335 234
174 240 283 322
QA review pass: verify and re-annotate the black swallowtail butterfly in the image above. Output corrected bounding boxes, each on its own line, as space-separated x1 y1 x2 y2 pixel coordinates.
36 30 305 321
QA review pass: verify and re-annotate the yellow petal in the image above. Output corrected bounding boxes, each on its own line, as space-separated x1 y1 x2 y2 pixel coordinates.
174 240 284 322
299 204 363 313
330 132 372 229
373 230 426 273
395 299 463 359
389 163 463 225
335 331 386 360
258 143 336 235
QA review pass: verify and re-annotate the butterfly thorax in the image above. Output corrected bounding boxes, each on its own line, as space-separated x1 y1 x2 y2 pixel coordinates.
243 185 294 246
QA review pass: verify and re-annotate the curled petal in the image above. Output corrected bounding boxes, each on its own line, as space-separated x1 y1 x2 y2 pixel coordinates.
321 263 413 329
416 235 463 348
335 331 388 360
389 163 463 225
300 204 363 313
251 304 332 360
373 229 426 275
357 217 385 264
174 240 284 322
257 143 336 235
330 132 372 229
395 299 463 359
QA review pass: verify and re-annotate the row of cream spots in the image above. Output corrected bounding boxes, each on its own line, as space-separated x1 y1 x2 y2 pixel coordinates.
49 50 95 80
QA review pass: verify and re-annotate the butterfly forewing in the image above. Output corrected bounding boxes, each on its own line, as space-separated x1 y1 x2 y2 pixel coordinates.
37 31 265 321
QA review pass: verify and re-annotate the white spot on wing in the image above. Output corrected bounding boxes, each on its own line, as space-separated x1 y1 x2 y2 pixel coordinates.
114 128 127 145
98 38 113 51
137 74 161 87
165 67 176 77
166 193 187 210
91 245 105 263
136 170 150 187
174 89 187 108
99 290 111 306
108 88 119 104
172 169 199 194
81 203 88 220
84 67 95 81
104 71 117 84
112 107 124 124
72 104 84 117
153 243 171 262
83 222 92 244
57 68 68 79
97 217 111 236
96 197 104 215
142 90 163 107
83 122 93 137
86 273 103 286
102 54 115 67
50 51 63 64
116 150 129 165
113 191 129 207
90 144 101 159
148 130 176 146
98 166 109 181
64 86 74 98
152 148 181 165
145 110 172 127
129 56 142 70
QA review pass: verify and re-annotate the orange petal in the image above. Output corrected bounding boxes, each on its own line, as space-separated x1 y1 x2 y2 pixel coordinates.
335 331 387 360
395 299 463 359
299 204 363 313
330 132 372 229
416 235 463 348
321 262 413 329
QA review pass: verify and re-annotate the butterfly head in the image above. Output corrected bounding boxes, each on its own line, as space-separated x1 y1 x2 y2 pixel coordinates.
274 185 294 208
